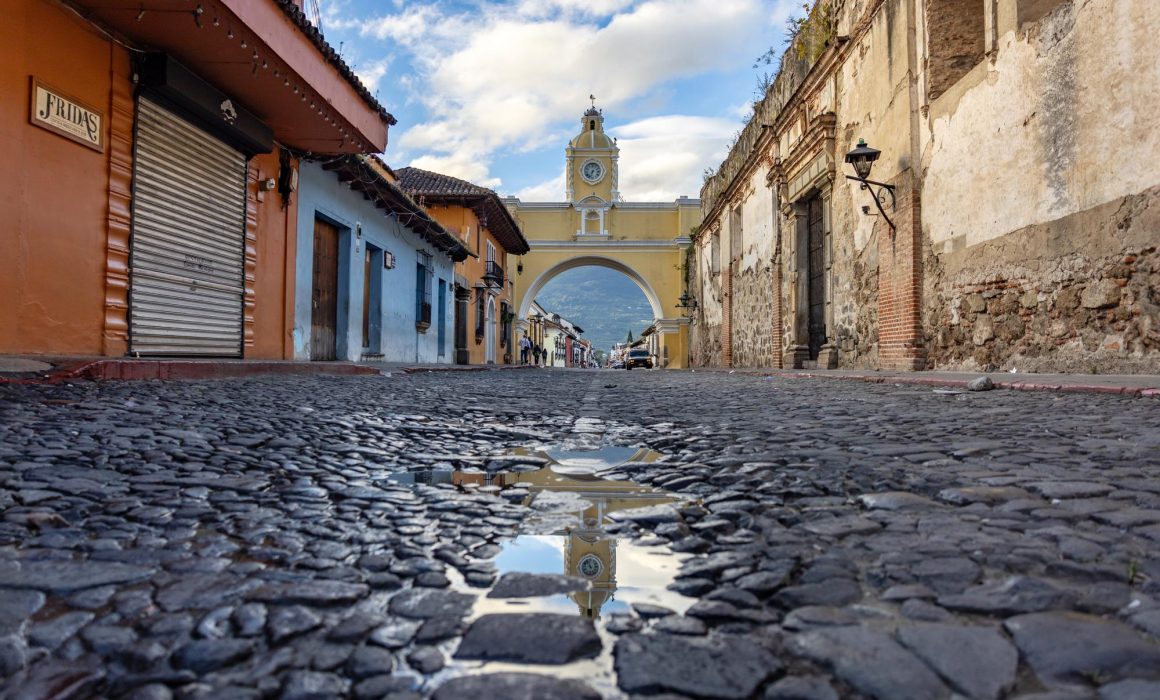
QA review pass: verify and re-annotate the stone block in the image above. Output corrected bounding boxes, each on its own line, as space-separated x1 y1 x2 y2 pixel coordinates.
972 316 995 346
1081 280 1120 309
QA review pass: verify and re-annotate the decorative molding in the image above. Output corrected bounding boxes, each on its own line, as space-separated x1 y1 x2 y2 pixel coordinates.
529 239 685 250
102 61 134 356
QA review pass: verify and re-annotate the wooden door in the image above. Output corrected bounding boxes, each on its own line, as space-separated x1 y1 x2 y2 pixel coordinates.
807 195 826 360
311 218 339 360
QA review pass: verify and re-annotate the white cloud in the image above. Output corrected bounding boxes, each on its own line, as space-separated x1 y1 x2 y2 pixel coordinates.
354 58 391 94
513 172 567 201
613 115 737 200
407 152 502 189
345 0 798 195
514 0 637 20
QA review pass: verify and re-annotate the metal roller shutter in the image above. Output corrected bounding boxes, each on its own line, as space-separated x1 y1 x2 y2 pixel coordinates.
129 97 246 356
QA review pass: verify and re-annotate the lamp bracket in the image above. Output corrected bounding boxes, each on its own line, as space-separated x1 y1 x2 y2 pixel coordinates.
845 175 896 232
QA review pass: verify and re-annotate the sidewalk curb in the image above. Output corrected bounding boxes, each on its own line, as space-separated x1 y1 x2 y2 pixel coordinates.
0 359 543 384
396 364 539 374
1 359 379 384
744 370 1160 397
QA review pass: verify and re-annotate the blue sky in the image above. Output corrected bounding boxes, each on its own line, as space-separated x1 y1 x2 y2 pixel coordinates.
317 0 797 201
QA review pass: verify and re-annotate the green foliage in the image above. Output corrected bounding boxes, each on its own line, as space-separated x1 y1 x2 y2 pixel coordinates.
792 1 836 62
754 1 836 69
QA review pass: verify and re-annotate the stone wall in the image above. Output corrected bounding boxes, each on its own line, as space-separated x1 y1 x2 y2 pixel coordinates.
730 263 776 367
691 234 724 366
924 185 1160 372
835 238 880 367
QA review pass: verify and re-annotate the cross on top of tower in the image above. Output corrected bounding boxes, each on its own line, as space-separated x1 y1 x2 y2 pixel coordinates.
585 94 601 117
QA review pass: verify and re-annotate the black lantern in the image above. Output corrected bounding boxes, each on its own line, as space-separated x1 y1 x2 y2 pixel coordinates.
676 291 698 312
844 138 896 232
844 139 880 180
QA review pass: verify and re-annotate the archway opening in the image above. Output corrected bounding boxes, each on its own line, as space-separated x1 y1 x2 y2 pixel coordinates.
532 265 655 365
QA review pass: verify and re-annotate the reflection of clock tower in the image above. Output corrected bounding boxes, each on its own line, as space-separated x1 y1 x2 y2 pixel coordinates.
565 526 616 619
565 97 620 237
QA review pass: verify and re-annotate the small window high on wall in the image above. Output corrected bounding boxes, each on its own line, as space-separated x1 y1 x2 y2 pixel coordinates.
926 0 985 101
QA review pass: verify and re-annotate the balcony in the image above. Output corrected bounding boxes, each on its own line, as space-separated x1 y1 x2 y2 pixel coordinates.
483 261 504 287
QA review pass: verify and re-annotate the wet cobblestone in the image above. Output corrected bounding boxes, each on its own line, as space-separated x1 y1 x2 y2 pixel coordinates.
0 370 1158 698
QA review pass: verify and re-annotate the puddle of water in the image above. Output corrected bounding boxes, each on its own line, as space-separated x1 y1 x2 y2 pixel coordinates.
391 445 692 619
476 535 694 618
393 444 698 696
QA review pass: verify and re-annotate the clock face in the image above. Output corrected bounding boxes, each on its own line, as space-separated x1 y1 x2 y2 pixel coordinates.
581 161 604 183
577 554 603 578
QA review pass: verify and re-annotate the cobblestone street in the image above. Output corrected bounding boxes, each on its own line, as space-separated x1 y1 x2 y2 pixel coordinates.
1 369 1159 700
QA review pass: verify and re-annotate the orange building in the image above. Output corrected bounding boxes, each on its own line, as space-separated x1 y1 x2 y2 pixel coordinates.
1 0 391 358
394 168 530 364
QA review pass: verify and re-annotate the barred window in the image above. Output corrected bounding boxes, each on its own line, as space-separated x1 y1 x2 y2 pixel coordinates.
415 251 433 327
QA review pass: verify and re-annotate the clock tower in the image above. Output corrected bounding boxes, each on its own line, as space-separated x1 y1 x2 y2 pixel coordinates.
565 97 619 236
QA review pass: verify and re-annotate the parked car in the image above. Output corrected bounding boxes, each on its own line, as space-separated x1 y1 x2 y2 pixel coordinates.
625 347 652 370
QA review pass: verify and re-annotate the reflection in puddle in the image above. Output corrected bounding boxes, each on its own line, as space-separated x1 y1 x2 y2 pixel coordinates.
390 445 695 619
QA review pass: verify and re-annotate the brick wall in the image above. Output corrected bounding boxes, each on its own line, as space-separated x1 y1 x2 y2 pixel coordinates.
876 172 927 370
926 0 985 100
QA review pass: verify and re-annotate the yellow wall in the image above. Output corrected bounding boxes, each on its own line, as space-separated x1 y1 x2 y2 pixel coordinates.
425 204 515 365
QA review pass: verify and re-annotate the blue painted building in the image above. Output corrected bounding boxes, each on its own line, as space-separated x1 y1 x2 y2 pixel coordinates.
293 156 468 363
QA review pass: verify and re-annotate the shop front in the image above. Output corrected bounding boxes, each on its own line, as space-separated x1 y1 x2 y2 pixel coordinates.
0 0 391 359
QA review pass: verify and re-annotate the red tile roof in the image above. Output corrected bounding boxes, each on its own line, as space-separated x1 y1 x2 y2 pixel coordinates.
395 167 530 255
275 0 396 126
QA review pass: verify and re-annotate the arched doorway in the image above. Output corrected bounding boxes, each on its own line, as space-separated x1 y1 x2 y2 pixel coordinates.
485 296 497 364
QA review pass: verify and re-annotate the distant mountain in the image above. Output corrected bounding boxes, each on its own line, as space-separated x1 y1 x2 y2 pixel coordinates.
534 267 654 356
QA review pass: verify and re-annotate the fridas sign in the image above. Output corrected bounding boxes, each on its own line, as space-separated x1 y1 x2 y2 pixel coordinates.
30 78 104 153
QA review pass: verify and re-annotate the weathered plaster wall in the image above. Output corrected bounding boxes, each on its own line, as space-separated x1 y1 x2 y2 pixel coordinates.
695 0 1158 373
923 0 1160 371
691 231 723 366
729 167 778 367
925 0 1159 250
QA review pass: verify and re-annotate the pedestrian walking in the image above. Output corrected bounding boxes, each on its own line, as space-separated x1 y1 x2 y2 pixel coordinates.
519 334 531 364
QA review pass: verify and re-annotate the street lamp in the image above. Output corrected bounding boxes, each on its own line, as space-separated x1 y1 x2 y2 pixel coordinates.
844 139 896 232
676 291 698 315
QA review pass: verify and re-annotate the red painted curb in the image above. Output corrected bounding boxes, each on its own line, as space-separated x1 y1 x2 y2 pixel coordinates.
745 370 1158 398
1 360 378 384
